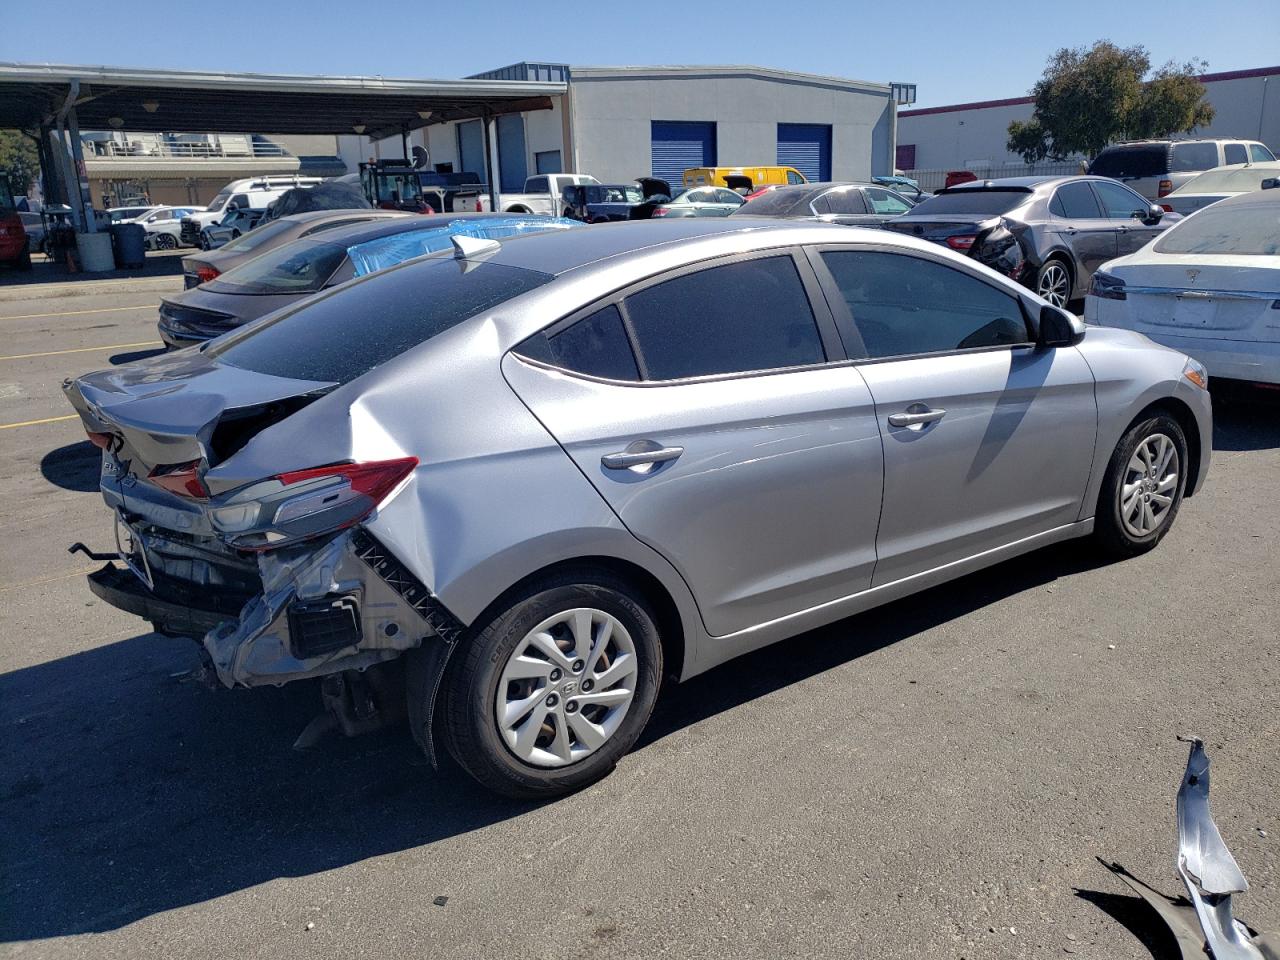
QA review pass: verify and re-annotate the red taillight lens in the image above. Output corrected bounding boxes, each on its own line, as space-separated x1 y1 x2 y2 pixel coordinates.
149 460 210 499
1158 179 1173 198
651 206 670 218
195 265 220 284
278 457 418 506
86 430 115 450
945 235 976 251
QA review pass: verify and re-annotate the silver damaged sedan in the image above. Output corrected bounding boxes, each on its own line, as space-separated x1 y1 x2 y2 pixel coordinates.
65 219 1212 797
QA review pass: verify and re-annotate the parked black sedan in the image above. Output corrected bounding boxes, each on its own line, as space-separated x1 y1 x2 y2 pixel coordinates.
882 176 1175 307
731 181 916 227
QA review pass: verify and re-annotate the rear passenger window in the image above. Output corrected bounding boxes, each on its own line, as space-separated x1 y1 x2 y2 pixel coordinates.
815 188 868 215
820 251 1029 359
1170 143 1220 172
516 304 640 381
1224 143 1248 165
1050 182 1102 218
624 256 826 379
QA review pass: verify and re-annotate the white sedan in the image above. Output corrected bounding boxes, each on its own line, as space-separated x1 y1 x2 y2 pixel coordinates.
128 206 201 249
1085 188 1280 386
1161 161 1280 215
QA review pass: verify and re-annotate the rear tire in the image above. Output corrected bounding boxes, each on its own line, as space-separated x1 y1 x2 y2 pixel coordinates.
1035 257 1072 307
1094 413 1188 557
436 571 663 799
156 233 177 250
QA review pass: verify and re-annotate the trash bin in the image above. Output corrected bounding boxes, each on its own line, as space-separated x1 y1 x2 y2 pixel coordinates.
109 223 147 269
75 231 116 273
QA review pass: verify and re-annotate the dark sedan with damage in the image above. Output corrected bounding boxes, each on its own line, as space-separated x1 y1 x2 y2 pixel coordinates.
882 176 1178 307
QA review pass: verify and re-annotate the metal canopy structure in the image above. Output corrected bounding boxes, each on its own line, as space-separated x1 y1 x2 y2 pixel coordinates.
0 62 564 140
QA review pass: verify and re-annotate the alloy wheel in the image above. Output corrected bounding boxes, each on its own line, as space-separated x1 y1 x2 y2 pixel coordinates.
1038 262 1070 307
157 234 177 250
495 607 638 768
1120 433 1179 537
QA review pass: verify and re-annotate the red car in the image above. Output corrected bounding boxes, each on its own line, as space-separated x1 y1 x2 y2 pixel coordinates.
0 175 31 270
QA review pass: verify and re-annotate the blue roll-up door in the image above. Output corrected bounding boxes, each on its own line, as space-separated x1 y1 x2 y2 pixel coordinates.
457 120 485 178
651 121 716 186
496 114 528 193
777 123 832 183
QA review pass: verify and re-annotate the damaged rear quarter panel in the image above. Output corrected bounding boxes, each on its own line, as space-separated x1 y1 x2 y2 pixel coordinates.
207 312 705 679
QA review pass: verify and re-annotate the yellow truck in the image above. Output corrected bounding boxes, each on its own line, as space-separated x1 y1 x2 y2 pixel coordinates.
682 166 808 193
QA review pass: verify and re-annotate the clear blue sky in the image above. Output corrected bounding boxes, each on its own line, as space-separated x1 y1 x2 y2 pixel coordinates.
6 0 1278 109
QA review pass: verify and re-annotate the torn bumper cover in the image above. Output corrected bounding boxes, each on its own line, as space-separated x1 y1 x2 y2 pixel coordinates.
91 523 462 689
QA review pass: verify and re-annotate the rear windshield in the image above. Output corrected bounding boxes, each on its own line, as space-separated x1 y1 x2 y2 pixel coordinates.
210 258 553 384
1088 145 1168 178
734 189 818 217
203 240 347 295
905 189 1031 216
1153 203 1280 256
217 218 295 254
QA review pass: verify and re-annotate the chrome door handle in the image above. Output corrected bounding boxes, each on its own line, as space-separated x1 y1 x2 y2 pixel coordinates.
888 407 946 428
601 445 684 469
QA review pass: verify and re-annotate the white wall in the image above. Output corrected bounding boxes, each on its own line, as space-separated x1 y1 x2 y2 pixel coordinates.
898 71 1280 172
567 69 895 182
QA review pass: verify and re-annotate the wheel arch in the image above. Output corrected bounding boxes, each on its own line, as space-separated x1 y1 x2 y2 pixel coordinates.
1038 249 1077 296
1131 396 1204 497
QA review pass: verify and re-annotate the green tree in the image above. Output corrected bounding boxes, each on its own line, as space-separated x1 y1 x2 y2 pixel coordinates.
1006 42 1215 162
0 130 41 195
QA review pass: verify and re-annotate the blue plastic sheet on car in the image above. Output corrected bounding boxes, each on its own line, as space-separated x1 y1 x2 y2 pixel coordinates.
348 217 581 277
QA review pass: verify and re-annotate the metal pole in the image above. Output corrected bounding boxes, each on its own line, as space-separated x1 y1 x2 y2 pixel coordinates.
401 124 410 161
482 110 499 212
54 82 86 231
66 101 97 233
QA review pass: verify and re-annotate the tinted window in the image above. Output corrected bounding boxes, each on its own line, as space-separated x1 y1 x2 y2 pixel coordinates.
230 193 251 209
906 190 1031 216
1093 180 1148 219
1224 143 1248 165
525 177 549 193
735 188 820 217
1250 144 1275 162
203 240 348 295
624 256 825 379
1087 145 1168 178
815 188 867 215
1154 202 1280 256
865 188 912 215
820 251 1029 359
1050 181 1103 218
213 259 552 384
1170 142 1220 172
516 304 639 381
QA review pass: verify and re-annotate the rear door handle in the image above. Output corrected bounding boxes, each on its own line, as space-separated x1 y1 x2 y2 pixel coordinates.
888 406 946 428
601 445 684 470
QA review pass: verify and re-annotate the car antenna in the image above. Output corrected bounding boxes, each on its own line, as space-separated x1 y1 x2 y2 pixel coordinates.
452 234 501 260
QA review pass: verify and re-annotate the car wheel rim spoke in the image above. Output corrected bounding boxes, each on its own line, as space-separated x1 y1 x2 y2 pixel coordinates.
1040 265 1068 306
1119 433 1179 538
496 607 637 768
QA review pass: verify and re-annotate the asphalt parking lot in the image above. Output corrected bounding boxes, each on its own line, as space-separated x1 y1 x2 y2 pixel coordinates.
1 278 1276 960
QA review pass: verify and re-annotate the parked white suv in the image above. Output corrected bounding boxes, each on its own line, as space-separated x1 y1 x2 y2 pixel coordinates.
179 175 322 245
1087 138 1276 200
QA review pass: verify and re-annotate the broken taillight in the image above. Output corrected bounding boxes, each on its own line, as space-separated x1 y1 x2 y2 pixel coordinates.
148 461 210 499
194 265 220 284
277 457 419 504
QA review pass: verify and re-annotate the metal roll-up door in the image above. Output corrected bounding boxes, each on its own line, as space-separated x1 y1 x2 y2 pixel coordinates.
651 121 716 186
777 123 832 183
496 114 528 193
457 120 486 177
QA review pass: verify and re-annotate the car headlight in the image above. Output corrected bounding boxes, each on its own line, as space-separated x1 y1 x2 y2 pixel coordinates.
1182 358 1209 390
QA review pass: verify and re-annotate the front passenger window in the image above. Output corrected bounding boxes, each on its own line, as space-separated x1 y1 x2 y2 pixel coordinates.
820 251 1029 359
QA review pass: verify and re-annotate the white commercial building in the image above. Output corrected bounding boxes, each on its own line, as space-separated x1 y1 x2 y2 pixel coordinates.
347 63 907 193
896 65 1280 180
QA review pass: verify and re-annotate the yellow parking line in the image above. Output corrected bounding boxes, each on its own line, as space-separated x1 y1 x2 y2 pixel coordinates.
0 340 161 361
0 304 158 321
0 414 79 430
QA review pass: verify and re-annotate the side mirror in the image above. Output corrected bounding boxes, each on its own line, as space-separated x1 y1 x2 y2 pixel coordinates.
1038 304 1085 347
1262 177 1280 190
1135 204 1164 224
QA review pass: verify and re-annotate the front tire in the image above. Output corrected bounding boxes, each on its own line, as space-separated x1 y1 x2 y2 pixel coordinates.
437 572 663 799
1094 413 1187 557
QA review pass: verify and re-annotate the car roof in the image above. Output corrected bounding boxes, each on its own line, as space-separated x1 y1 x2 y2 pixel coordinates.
946 176 1064 190
275 209 405 226
291 212 527 247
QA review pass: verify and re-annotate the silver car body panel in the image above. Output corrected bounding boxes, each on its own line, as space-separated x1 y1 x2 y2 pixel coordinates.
67 219 1212 689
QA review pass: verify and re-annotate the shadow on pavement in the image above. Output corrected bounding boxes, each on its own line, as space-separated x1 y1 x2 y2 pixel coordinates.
1212 387 1280 452
39 440 102 493
0 250 184 288
0 540 1112 943
1074 888 1182 960
110 348 167 365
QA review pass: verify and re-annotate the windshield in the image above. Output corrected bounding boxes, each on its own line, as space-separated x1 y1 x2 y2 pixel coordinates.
1174 165 1280 195
206 189 232 213
217 218 295 254
905 189 1031 216
1154 202 1280 256
211 258 553 385
203 239 347 295
1088 145 1168 178
735 189 819 217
